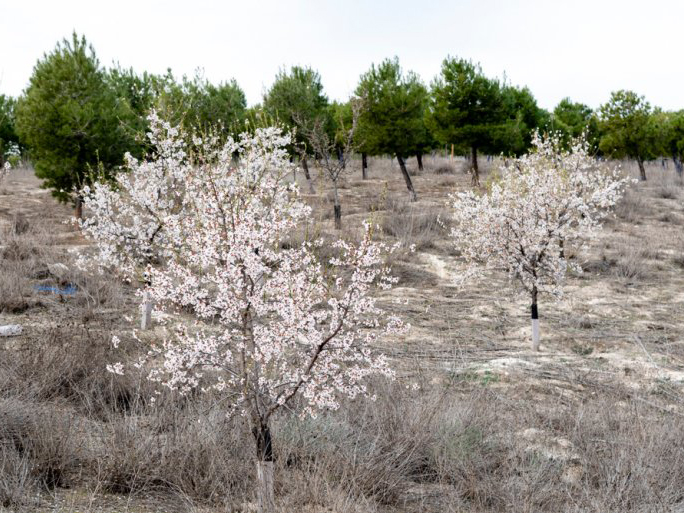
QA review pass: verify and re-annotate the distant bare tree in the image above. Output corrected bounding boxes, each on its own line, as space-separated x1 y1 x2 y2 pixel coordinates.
296 99 362 229
296 147 316 194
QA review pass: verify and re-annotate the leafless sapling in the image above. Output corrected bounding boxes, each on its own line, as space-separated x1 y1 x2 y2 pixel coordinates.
296 99 362 230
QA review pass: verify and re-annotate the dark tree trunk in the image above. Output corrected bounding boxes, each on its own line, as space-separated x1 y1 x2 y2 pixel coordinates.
396 155 417 202
637 156 647 181
253 420 275 513
471 146 480 187
301 156 314 193
416 153 424 171
332 185 342 230
361 152 368 179
531 287 540 351
333 205 341 229
673 155 683 177
337 147 345 170
301 156 311 181
74 195 83 220
253 422 274 462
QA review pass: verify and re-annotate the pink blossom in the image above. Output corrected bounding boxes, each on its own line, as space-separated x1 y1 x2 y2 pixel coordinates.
83 114 407 421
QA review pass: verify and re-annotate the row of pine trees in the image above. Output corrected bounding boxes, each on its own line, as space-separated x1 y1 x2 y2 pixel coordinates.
0 33 682 206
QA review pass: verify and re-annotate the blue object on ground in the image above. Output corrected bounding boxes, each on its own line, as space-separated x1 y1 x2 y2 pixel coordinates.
33 284 77 295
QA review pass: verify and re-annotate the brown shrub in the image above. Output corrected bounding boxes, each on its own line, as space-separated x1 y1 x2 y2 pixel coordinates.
0 326 150 418
382 199 449 251
94 401 252 505
612 246 651 282
433 163 456 175
614 190 649 224
0 445 36 509
0 398 81 490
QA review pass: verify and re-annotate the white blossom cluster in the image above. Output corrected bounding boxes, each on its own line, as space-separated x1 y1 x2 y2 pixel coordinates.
79 112 191 282
450 133 631 298
83 115 407 420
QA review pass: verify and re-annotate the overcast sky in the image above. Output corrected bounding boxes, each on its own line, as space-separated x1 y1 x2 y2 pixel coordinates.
1 0 681 111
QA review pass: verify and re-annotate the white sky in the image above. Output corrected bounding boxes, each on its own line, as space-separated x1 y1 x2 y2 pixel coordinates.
1 0 682 111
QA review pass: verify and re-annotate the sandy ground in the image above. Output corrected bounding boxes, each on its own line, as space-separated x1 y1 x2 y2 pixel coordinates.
5 158 683 397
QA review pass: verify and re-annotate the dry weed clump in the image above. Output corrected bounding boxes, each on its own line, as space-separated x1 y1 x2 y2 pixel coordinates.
276 381 444 505
94 404 253 503
0 444 36 509
613 189 649 225
0 326 149 418
658 211 683 224
612 244 653 282
0 398 82 491
438 177 457 187
458 161 473 175
381 198 449 252
433 163 456 175
654 184 680 199
569 398 684 511
0 221 53 314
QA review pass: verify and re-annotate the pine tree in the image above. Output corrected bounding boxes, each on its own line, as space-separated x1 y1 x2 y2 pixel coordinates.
355 57 428 201
263 66 330 189
15 33 135 209
429 56 504 187
551 98 599 150
652 109 684 177
156 72 246 134
498 84 546 156
598 90 655 181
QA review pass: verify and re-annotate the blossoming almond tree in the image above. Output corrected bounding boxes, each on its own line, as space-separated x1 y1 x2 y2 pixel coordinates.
83 121 406 513
79 112 192 329
450 133 630 351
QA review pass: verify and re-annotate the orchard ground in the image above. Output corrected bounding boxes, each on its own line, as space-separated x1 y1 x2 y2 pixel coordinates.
1 156 684 512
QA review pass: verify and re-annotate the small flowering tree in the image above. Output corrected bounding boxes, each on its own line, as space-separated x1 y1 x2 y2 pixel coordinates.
82 120 406 512
450 133 630 350
79 112 191 328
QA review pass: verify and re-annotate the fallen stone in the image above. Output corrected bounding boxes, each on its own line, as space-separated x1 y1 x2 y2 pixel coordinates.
48 263 70 279
0 325 23 337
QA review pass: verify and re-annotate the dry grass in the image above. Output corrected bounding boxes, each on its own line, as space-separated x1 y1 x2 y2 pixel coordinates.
2 315 684 511
613 189 649 225
432 163 456 175
3 349 683 512
612 246 651 282
381 197 450 252
0 444 35 509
